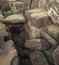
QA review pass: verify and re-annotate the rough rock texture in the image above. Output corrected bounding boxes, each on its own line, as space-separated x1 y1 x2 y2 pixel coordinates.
0 49 17 65
30 51 49 65
0 0 11 12
3 14 25 24
43 24 59 43
24 0 32 10
25 39 50 50
48 3 59 24
31 0 39 9
25 9 44 19
25 10 52 39
0 13 4 21
12 1 24 13
53 46 59 65
0 23 9 36
40 31 57 50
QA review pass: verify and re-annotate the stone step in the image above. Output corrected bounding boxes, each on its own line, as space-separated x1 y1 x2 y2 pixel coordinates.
25 39 50 50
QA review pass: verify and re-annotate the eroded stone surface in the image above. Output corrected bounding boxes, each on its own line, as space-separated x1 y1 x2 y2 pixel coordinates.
53 46 59 65
30 51 49 65
25 39 50 50
3 14 25 24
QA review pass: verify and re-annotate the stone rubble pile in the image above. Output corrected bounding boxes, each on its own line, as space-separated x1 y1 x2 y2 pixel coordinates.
0 0 59 65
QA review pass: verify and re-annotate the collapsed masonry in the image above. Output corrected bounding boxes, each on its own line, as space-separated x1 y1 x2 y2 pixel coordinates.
0 0 59 65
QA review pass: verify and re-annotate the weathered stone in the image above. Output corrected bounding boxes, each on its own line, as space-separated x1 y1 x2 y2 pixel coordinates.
0 13 4 21
26 10 51 39
40 31 57 50
12 1 24 13
43 24 59 42
31 0 39 9
27 25 42 39
3 14 25 24
29 11 51 28
8 0 16 2
5 40 15 52
44 50 54 65
11 56 20 65
0 34 5 50
0 0 11 12
25 9 44 18
38 0 57 10
48 4 59 25
38 0 46 9
0 23 9 36
25 39 50 50
24 0 31 10
30 51 49 65
53 46 59 65
0 47 17 65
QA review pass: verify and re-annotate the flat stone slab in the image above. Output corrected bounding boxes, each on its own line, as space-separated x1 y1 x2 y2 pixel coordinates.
25 9 44 18
3 14 25 24
25 39 50 50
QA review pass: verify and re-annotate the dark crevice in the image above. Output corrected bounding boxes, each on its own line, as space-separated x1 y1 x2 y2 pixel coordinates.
30 0 32 9
41 50 55 65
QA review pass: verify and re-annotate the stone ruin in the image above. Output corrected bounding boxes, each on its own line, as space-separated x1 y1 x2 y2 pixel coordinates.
0 0 59 65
